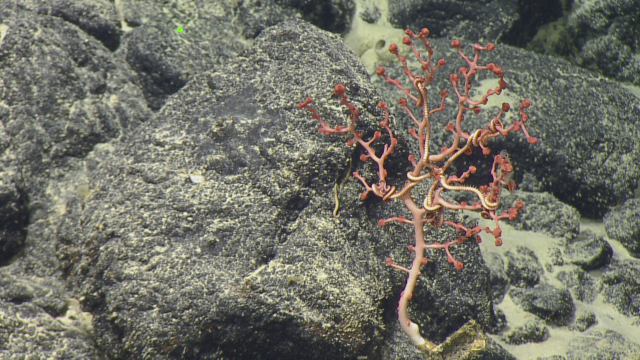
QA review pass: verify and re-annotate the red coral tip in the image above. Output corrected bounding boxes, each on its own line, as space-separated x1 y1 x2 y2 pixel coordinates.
493 66 504 78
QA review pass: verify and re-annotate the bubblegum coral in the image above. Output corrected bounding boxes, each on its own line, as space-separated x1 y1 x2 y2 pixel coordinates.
299 27 537 353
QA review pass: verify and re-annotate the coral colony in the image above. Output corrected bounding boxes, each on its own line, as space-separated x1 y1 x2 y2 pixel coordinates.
299 28 537 353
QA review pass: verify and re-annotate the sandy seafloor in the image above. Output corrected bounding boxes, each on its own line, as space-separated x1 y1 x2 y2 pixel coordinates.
473 215 640 359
